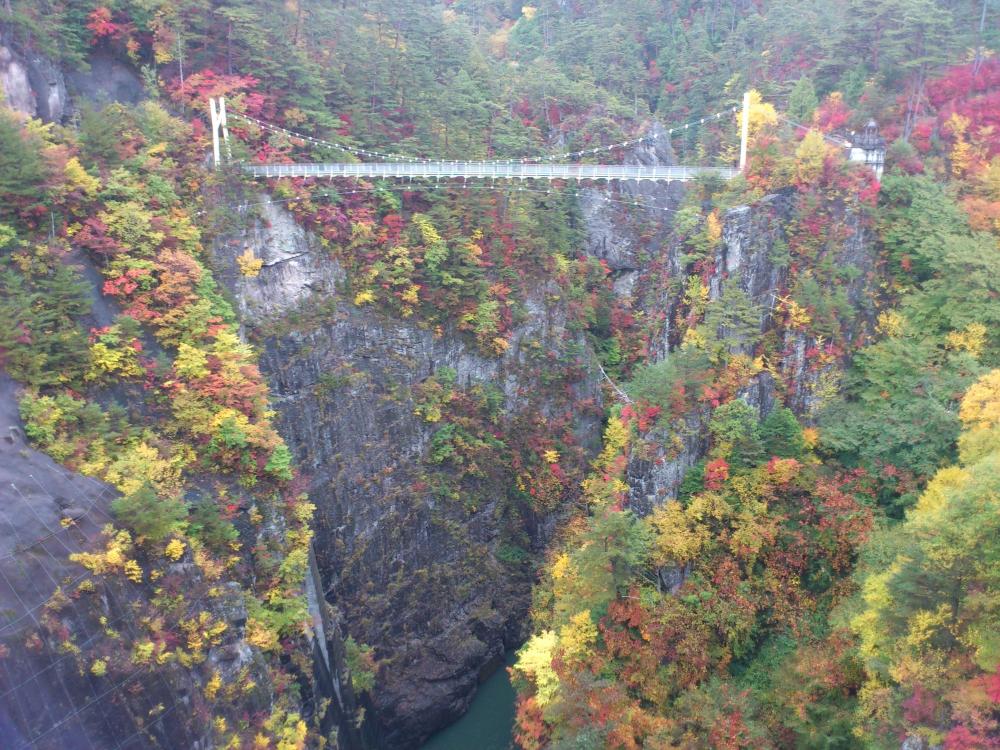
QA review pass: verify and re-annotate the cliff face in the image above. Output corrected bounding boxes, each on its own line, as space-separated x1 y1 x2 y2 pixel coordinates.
208 136 876 744
583 187 875 514
211 200 603 748
622 194 795 513
0 43 67 121
0 362 265 750
0 376 123 749
579 121 686 299
0 42 141 122
0 259 353 750
0 45 353 746
577 151 876 512
711 192 875 418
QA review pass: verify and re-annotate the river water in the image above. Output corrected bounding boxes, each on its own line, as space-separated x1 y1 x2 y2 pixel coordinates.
420 653 516 750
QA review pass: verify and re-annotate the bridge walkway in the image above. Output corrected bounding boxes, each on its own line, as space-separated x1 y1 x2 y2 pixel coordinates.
240 161 738 182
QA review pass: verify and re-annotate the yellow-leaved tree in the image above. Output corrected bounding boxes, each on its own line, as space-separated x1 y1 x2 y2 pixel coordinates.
740 88 778 139
851 368 1000 747
794 129 833 185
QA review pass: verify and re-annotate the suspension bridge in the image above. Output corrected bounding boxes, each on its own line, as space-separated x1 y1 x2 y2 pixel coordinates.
207 93 754 183
240 161 738 182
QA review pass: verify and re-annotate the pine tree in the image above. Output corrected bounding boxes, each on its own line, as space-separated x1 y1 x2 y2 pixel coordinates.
112 483 188 543
761 406 806 458
704 277 764 355
788 76 819 122
0 262 91 386
709 399 764 469
0 110 48 222
79 104 126 169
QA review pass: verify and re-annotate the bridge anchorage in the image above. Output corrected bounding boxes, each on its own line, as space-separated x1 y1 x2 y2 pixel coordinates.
208 92 752 184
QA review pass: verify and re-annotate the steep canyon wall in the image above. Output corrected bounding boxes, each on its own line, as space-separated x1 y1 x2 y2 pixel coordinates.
210 198 603 747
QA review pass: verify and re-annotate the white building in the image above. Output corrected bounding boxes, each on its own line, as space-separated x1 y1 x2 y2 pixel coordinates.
848 119 886 178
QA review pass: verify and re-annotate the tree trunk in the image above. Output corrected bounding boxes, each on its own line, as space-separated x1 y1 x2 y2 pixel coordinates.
973 0 988 75
902 69 926 142
177 35 185 106
293 1 304 47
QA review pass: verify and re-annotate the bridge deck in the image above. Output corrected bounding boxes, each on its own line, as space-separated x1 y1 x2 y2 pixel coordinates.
242 162 738 182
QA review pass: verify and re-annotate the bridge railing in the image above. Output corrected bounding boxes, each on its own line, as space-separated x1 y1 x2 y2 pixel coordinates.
240 162 738 182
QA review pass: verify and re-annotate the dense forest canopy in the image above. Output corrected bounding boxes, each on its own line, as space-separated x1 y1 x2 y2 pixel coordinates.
1 1 1000 749
4 1 997 158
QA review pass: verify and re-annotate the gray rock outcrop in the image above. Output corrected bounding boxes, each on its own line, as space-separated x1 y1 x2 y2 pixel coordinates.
0 43 67 121
211 198 602 748
576 135 876 512
0 43 143 123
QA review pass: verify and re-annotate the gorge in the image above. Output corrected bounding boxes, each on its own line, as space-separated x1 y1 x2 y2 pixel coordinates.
2 2 999 749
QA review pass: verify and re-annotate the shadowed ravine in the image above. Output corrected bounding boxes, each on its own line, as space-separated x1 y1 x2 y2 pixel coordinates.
421 653 517 750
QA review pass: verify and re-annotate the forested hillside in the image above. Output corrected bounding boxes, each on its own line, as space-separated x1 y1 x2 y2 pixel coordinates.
1 1 999 749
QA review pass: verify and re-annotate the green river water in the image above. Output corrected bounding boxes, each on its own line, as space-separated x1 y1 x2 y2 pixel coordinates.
419 653 516 750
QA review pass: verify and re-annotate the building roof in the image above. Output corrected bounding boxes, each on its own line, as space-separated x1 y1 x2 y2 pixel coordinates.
851 119 886 151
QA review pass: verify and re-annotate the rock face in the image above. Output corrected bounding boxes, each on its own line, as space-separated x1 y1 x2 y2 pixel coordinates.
710 195 791 315
634 190 872 508
0 375 205 750
211 200 602 748
0 44 36 117
0 43 68 122
0 50 350 747
625 409 708 516
216 200 346 323
0 293 353 749
0 43 142 123
580 121 686 298
577 149 876 511
722 192 875 418
65 52 144 110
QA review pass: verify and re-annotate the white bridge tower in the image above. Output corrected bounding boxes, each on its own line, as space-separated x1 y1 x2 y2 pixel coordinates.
208 96 230 168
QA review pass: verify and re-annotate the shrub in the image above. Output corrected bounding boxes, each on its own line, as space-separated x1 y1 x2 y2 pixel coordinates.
111 482 188 543
709 399 764 469
761 406 806 458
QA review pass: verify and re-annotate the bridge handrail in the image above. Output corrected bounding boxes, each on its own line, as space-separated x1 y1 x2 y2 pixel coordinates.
240 162 738 182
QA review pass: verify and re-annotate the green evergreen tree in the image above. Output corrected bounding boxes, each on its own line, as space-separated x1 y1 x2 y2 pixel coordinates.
761 406 806 458
788 76 819 122
627 348 713 415
709 399 764 469
0 224 15 254
819 336 982 509
704 277 764 356
678 459 706 503
0 110 48 222
79 104 125 169
0 262 91 386
112 483 188 543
